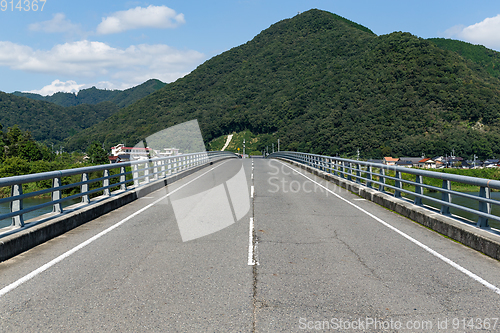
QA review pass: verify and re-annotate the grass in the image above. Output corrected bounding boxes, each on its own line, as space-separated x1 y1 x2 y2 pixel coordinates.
208 130 270 155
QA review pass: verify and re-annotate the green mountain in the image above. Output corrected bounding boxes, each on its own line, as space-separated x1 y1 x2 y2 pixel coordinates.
64 9 500 159
1 79 166 148
0 92 120 147
11 79 166 108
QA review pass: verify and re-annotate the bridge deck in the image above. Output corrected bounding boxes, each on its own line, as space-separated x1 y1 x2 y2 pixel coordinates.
0 158 499 332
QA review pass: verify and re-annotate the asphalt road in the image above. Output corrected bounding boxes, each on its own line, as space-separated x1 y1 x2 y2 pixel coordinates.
1 157 500 332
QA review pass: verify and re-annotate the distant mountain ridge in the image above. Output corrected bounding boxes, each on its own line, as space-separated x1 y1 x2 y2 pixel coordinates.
0 79 166 148
11 79 166 108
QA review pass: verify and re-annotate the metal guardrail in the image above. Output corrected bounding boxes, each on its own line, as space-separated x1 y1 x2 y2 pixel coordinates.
268 151 500 228
0 151 237 229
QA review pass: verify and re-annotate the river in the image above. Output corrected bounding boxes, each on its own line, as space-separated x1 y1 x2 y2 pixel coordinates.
0 197 80 229
403 191 500 229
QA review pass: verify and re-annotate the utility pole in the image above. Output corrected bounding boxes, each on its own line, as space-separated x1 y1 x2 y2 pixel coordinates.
272 143 275 153
357 148 360 161
243 138 246 159
474 154 477 168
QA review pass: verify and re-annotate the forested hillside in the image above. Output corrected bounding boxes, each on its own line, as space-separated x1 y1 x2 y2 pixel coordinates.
428 38 500 79
0 92 119 146
12 79 166 108
57 10 500 159
0 79 167 148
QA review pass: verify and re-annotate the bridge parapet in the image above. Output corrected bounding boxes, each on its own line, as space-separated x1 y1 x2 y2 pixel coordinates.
0 151 237 233
269 152 500 229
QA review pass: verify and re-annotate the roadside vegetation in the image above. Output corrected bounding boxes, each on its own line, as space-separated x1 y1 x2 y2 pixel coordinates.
0 125 112 199
208 130 277 155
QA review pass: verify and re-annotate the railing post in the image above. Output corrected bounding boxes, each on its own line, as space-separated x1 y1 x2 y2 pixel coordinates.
81 173 89 204
334 160 338 176
378 168 385 192
347 162 352 181
366 165 373 188
133 164 139 187
355 163 361 184
52 176 62 213
414 175 423 206
161 160 166 178
477 186 491 228
120 166 127 191
394 171 402 198
103 169 110 196
144 162 150 183
440 180 451 215
153 161 158 180
10 184 24 227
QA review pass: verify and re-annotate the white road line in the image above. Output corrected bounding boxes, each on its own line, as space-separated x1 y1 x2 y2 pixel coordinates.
0 161 230 298
251 186 254 198
276 161 500 296
248 217 255 265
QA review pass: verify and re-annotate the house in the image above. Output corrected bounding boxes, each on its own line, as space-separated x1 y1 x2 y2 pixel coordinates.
110 144 180 162
460 160 472 169
396 160 413 167
398 157 422 167
418 158 441 169
110 144 154 161
367 159 384 165
484 159 500 168
156 148 180 157
418 158 432 168
383 157 399 166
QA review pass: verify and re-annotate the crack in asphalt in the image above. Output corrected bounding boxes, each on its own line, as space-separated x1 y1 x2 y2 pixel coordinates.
251 159 258 333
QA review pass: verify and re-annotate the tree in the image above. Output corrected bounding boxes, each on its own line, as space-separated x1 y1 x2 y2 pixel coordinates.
86 142 109 165
18 140 43 162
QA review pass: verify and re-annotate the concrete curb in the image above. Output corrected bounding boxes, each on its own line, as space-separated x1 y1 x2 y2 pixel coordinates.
278 158 500 261
0 158 231 262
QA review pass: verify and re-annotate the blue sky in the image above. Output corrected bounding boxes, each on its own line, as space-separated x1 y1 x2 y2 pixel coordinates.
1 0 500 95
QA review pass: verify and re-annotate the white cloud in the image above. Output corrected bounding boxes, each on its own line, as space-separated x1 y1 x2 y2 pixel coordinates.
97 5 185 35
0 40 205 94
27 80 85 96
28 13 83 35
444 14 500 50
